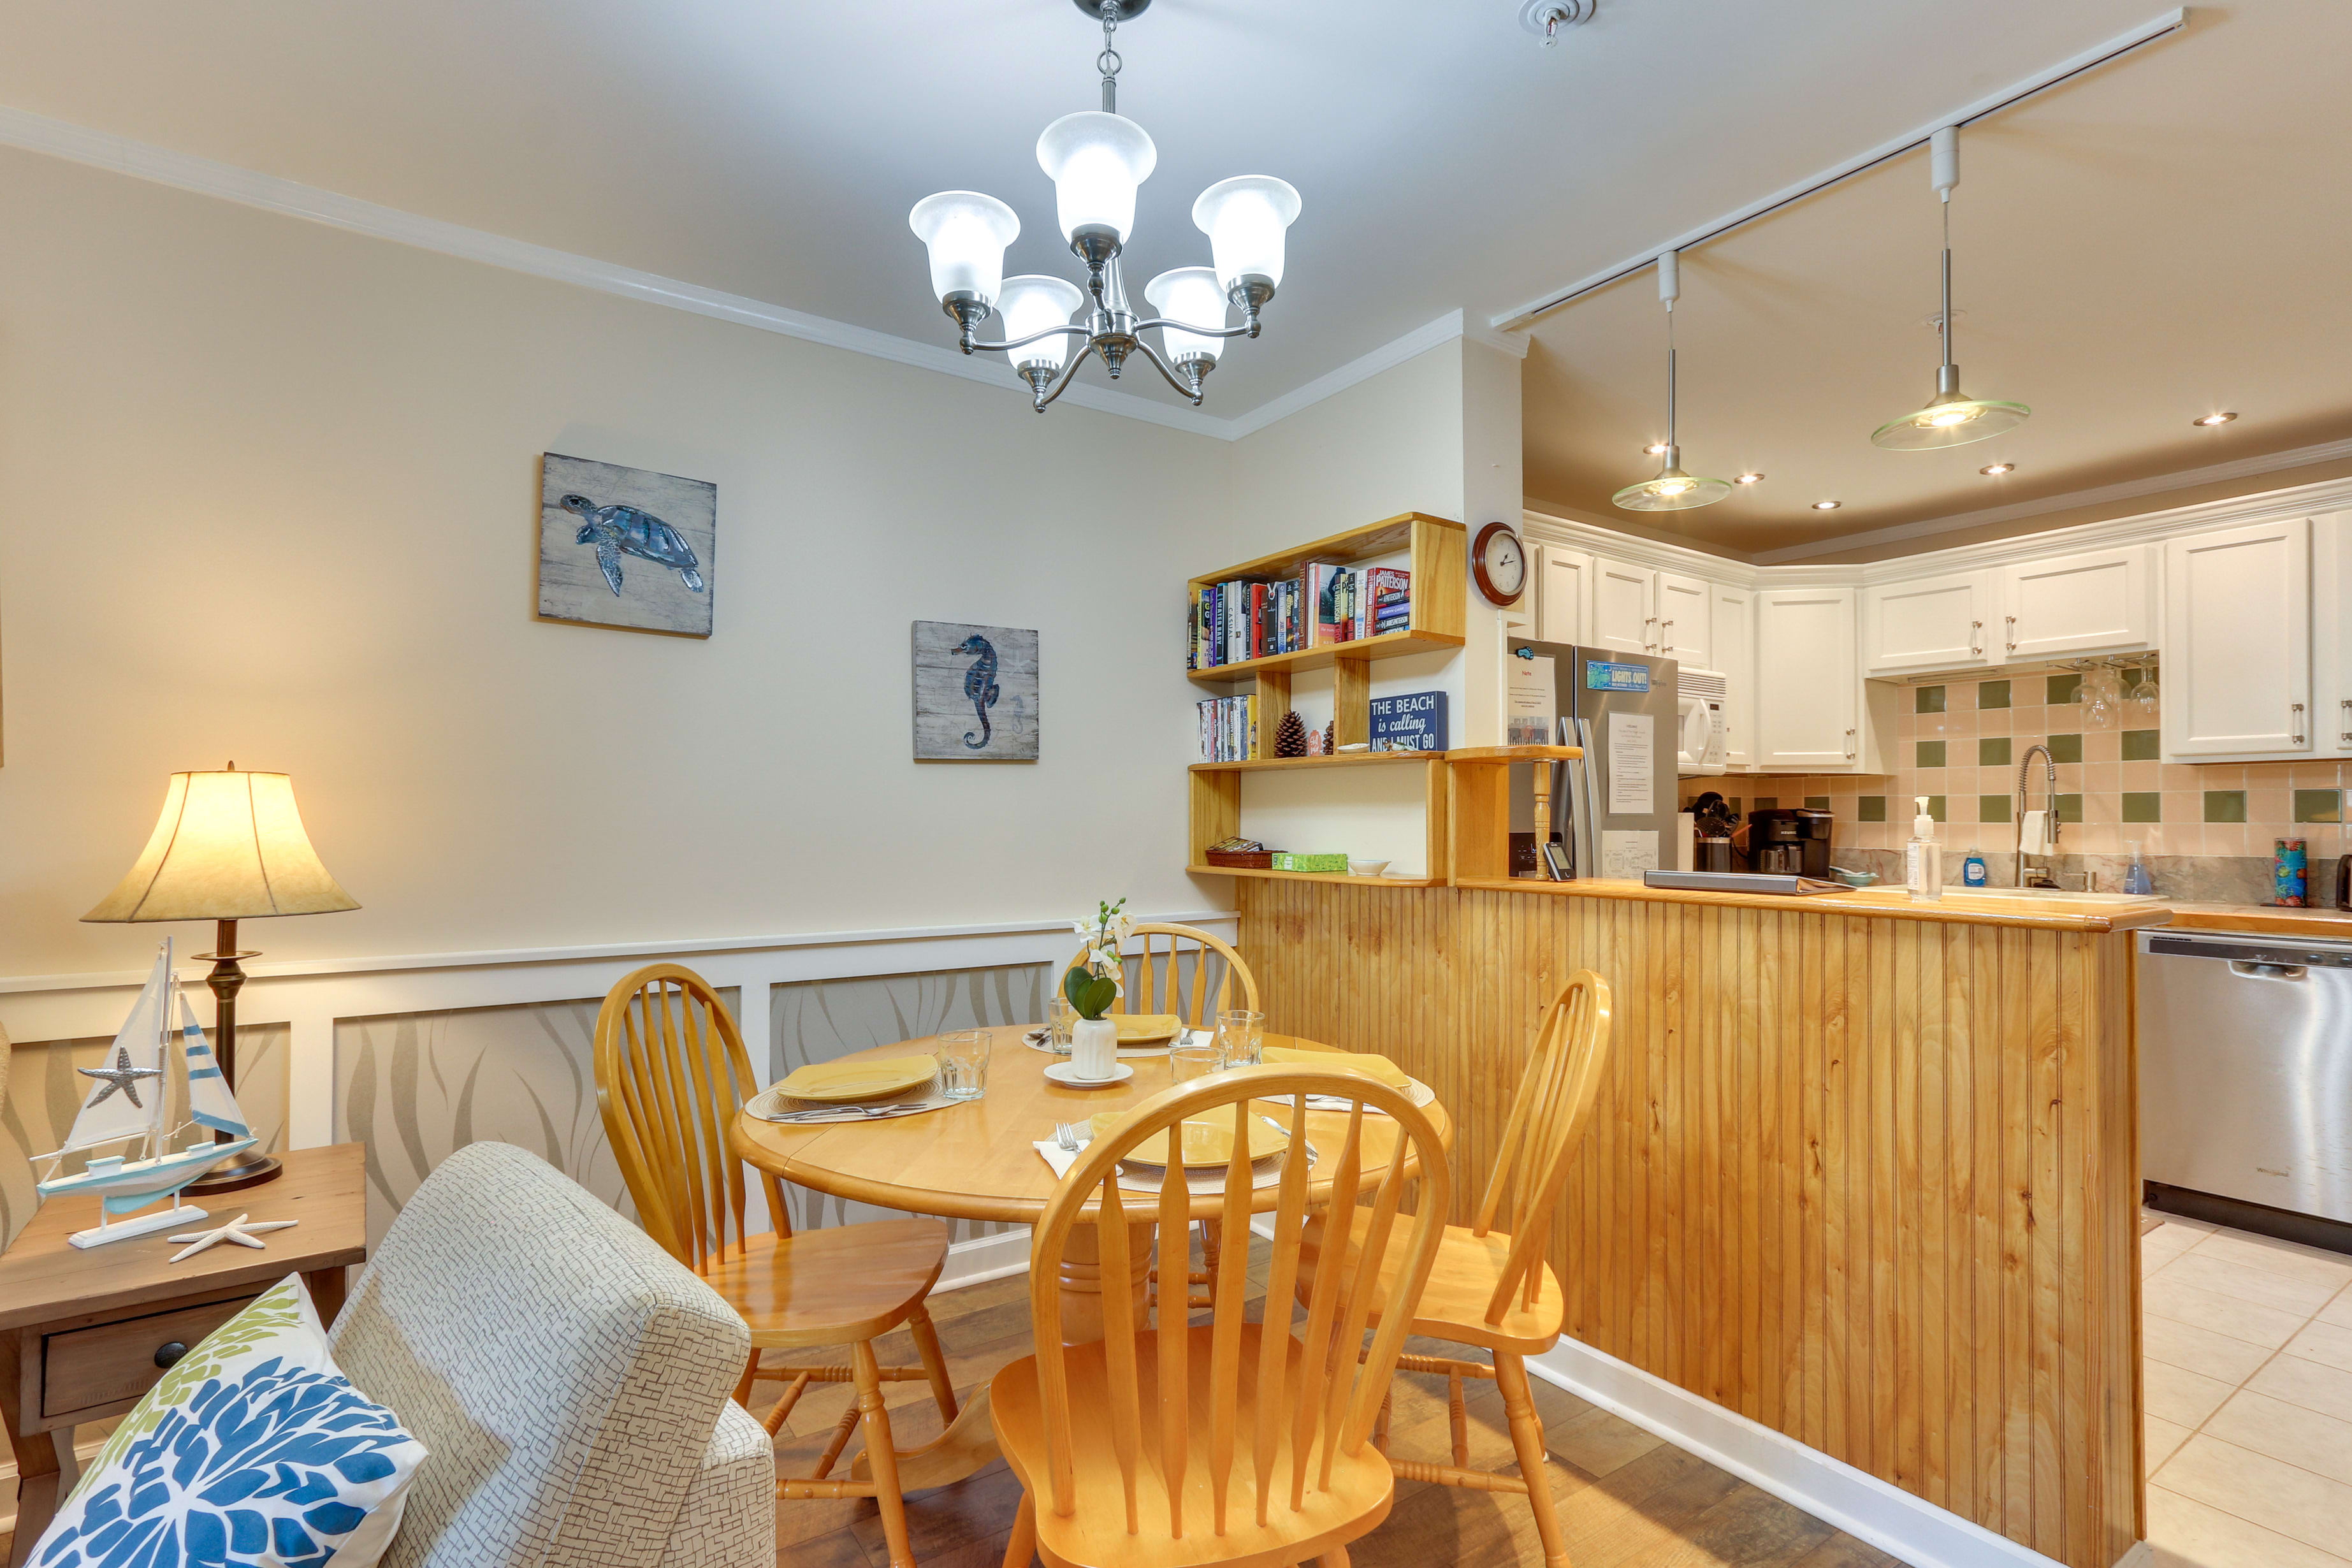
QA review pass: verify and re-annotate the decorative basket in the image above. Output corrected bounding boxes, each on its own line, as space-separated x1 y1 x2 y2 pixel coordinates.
1205 848 1275 869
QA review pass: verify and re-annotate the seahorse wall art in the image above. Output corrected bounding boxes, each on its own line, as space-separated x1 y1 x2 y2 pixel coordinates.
536 453 717 637
911 620 1039 762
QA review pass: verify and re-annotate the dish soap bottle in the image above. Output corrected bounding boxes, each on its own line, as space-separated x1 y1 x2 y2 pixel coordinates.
2123 839 2154 896
1906 796 1944 902
1963 845 1988 889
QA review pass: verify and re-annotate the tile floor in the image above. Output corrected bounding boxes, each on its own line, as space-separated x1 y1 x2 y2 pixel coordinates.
2142 1208 2352 1567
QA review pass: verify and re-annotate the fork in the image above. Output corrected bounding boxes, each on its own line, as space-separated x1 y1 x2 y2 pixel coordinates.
1054 1122 1089 1152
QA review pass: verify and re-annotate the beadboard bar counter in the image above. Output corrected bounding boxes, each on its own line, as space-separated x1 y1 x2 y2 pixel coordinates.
1237 876 2170 1568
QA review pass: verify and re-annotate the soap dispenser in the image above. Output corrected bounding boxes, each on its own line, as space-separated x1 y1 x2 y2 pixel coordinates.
1906 796 1944 902
2123 839 2154 896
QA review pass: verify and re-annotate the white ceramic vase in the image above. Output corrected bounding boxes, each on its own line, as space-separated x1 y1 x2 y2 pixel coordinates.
1070 1017 1119 1082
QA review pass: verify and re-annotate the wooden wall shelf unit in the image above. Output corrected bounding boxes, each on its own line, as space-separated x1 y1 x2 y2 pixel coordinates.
1445 745 1585 884
1187 512 1466 751
1188 750 1450 886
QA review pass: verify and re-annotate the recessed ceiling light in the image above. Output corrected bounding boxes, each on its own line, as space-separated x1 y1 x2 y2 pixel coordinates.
2193 411 2237 426
1734 472 1765 484
1980 461 2015 475
1811 500 1841 511
1643 442 1669 455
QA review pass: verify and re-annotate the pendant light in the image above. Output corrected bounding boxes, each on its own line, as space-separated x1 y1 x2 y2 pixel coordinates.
1871 126 2029 449
1614 252 1731 512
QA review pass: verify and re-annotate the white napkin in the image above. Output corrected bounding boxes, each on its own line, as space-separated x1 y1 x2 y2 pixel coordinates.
2019 808 2056 857
1034 1139 1083 1179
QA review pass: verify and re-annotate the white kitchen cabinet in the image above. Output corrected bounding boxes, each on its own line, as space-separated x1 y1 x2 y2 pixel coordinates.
1862 570 1994 673
2161 516 2311 758
2314 514 2352 757
1711 584 1756 769
1998 545 2154 660
1536 545 1590 645
1754 586 1875 769
1656 571 1713 669
1589 554 1656 655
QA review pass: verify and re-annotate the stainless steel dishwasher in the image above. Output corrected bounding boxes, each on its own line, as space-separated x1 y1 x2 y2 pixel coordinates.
2140 929 2352 1231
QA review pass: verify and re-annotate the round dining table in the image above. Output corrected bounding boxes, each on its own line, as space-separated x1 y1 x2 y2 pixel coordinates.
729 1026 1452 1489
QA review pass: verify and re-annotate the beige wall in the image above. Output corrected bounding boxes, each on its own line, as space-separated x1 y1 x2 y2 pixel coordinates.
0 145 1234 978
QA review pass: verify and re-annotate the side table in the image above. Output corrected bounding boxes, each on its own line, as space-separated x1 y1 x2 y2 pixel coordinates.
0 1143 367 1565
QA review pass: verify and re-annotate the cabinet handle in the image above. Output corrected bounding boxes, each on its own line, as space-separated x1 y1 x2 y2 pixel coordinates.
1643 615 1657 652
155 1340 189 1369
1844 726 1857 760
1660 618 1674 651
2004 614 2017 655
2293 702 2307 745
1970 620 1983 657
2340 697 2351 745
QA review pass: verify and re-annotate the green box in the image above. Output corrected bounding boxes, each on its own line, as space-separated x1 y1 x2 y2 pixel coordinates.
1271 852 1349 873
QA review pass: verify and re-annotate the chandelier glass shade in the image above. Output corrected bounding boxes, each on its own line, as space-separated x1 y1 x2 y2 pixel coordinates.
1614 250 1730 513
907 1 1298 412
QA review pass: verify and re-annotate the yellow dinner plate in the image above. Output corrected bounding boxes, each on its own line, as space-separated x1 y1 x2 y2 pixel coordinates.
1096 1110 1289 1168
1261 1044 1412 1091
776 1056 938 1103
1114 1013 1184 1045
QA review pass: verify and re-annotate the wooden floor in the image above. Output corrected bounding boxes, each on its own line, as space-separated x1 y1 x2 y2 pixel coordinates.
0 1261 1905 1568
757 1254 1904 1568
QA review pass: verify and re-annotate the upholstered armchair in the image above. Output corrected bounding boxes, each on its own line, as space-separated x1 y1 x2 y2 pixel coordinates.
328 1142 774 1568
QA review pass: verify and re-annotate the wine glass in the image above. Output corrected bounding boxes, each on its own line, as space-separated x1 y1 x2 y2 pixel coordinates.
2081 665 2121 731
2126 662 2160 722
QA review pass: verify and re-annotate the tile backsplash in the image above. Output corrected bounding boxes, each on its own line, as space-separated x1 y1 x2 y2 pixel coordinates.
1685 671 2349 903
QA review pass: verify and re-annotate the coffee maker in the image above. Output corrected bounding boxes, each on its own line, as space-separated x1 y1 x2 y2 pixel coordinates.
1748 808 1833 878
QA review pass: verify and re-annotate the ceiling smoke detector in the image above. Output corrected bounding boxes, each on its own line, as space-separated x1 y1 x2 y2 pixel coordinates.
1520 1 1595 45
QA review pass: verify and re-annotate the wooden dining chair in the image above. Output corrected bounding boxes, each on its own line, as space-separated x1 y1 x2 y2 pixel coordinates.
992 1064 1451 1568
592 962 958 1568
1062 921 1260 1029
1297 969 1613 1568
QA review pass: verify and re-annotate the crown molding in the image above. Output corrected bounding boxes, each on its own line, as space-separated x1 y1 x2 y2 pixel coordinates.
1750 435 2352 565
0 99 1514 445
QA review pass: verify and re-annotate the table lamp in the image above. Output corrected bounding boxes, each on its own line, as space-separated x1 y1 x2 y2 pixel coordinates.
82 764 358 1191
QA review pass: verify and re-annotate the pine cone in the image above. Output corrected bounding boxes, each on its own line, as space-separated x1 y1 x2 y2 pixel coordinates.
1275 710 1308 758
1321 720 1337 755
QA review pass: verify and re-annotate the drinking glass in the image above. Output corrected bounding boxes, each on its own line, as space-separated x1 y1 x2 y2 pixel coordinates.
2127 664 2161 722
2081 665 2121 731
936 1029 990 1100
1047 996 1077 1055
1214 1008 1265 1070
1170 1040 1223 1084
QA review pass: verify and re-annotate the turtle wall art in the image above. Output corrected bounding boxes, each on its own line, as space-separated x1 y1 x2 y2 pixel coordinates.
536 453 716 637
911 621 1038 762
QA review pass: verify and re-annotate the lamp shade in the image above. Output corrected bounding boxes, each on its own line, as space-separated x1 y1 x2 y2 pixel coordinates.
1035 112 1157 244
996 275 1085 372
908 191 1020 307
1191 175 1302 294
1870 393 2031 450
1613 466 1733 512
84 769 358 923
1144 266 1230 365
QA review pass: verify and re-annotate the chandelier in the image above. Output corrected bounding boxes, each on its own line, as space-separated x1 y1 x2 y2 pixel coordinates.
907 0 1300 412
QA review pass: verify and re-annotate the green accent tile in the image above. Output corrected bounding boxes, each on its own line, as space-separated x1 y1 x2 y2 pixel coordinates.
1925 795 1947 822
1857 796 1887 822
1977 679 2011 709
2293 789 2342 824
2056 794 2084 824
2046 672 2083 705
1915 740 1947 768
2123 792 2163 824
2121 729 2161 761
1727 798 1742 813
1804 795 1831 811
1752 797 1777 811
2203 790 2247 824
1915 685 1947 714
1978 795 2012 824
2046 732 2082 763
1978 737 2012 767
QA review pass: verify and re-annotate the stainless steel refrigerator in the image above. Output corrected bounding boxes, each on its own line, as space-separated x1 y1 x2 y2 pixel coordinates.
1505 641 1681 880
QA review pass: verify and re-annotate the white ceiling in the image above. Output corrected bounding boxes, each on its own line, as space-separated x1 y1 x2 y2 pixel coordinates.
0 3 2331 544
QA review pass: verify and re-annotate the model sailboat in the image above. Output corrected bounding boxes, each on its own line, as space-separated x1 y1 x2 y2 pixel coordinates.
33 940 258 1248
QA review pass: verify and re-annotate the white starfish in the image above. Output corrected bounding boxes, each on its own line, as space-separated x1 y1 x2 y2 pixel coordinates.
165 1212 299 1264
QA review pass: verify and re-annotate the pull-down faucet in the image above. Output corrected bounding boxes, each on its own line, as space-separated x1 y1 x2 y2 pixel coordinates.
2015 743 2059 888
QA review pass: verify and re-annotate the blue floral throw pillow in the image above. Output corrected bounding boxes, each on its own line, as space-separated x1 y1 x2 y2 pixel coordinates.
32 1273 428 1568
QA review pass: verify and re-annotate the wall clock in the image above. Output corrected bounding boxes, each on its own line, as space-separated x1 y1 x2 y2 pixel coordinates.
1471 520 1528 606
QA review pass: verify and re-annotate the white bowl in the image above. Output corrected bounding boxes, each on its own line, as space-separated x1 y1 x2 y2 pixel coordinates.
1348 859 1391 878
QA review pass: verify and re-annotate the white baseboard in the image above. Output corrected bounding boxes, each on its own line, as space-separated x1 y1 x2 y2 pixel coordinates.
937 1226 1032 1291
1530 1337 2139 1568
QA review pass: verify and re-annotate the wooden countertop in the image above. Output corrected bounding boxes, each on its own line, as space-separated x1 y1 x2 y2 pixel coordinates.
1448 876 2177 933
2160 902 2352 940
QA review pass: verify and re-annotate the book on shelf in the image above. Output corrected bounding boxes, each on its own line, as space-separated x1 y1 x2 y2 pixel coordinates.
1195 692 1262 762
